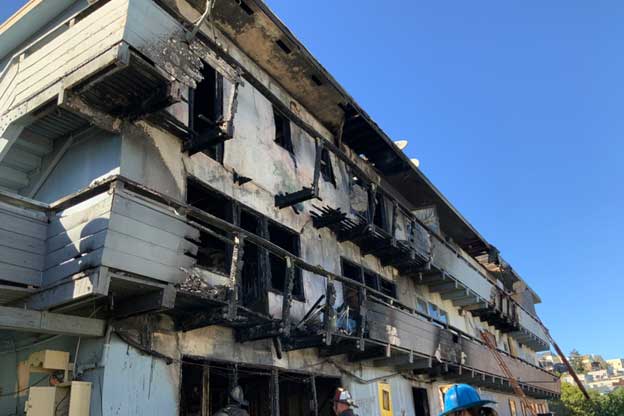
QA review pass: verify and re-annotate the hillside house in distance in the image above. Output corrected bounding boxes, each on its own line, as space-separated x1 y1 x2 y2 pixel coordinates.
0 1 559 415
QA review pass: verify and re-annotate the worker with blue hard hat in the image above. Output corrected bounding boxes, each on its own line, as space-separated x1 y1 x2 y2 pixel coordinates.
439 384 498 416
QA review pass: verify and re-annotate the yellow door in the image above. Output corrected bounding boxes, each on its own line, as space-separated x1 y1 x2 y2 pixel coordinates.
378 382 393 416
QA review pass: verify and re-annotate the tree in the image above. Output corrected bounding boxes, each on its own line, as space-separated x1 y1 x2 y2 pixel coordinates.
549 383 624 416
569 349 585 374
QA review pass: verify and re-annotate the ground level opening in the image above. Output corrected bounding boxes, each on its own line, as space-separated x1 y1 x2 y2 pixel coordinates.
180 359 340 416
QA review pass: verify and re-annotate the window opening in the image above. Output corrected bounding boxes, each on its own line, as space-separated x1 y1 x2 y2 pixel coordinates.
240 210 262 310
416 297 428 314
274 107 294 154
382 390 391 410
319 147 335 185
364 271 379 291
340 257 396 300
372 193 386 229
439 309 448 325
268 221 303 299
379 277 397 298
428 302 439 320
187 179 232 275
341 259 363 283
190 63 224 161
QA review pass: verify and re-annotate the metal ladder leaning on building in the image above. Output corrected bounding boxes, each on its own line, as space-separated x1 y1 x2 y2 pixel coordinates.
479 330 537 416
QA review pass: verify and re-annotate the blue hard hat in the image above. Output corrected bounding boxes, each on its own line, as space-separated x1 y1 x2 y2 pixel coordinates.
439 384 496 416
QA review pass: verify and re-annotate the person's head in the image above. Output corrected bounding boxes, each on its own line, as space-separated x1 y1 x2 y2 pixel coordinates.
229 385 249 408
332 387 357 414
439 384 497 416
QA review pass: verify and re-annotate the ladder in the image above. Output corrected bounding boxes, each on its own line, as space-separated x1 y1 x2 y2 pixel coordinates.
479 330 536 416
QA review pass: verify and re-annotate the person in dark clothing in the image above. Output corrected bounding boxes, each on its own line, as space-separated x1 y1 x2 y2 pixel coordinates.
213 385 250 416
332 387 359 416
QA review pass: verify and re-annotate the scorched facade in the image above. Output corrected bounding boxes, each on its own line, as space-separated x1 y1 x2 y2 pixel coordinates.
0 0 559 415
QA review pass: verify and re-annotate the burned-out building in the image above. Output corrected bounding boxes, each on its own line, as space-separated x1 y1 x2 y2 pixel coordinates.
0 0 560 415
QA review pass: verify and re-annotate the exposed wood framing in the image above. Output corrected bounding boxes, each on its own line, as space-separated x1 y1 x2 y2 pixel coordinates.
0 305 106 336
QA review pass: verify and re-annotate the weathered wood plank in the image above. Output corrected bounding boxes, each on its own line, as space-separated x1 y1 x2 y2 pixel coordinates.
0 263 41 286
10 1 128 105
0 200 48 221
0 228 46 255
26 269 109 310
0 284 35 305
112 191 198 239
46 213 110 253
0 244 44 270
42 247 105 286
0 305 106 337
47 192 113 238
104 229 194 268
101 246 191 284
0 210 47 239
44 229 108 270
14 0 127 80
108 213 197 254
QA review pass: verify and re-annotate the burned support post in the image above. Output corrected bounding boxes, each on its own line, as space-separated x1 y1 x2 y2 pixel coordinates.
281 256 295 336
358 286 367 351
323 279 337 346
271 368 280 416
227 234 245 320
312 138 322 196
367 185 377 225
202 366 210 416
310 375 318 416
391 201 398 241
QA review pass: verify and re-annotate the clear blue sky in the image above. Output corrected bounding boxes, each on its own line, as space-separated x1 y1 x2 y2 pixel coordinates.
2 1 622 358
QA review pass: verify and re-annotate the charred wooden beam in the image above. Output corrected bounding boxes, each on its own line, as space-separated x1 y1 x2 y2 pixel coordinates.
236 320 283 342
357 286 367 351
227 234 245 320
271 368 280 416
275 139 323 209
318 340 358 357
275 187 317 209
183 124 232 155
281 257 295 336
114 285 176 319
348 346 387 363
310 205 347 229
323 281 337 346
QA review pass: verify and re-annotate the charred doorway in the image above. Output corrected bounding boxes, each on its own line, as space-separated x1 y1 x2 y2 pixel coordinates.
412 387 430 416
180 359 340 416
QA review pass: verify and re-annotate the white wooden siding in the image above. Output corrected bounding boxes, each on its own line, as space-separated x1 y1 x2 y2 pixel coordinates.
0 200 47 286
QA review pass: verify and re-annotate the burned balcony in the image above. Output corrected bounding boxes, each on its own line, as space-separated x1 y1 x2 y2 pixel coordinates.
280 274 559 399
312 186 431 273
0 177 199 320
72 46 181 120
467 289 520 334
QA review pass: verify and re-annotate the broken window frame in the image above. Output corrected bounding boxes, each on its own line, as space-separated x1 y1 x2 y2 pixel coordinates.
340 257 397 300
319 147 336 186
267 219 304 300
273 106 294 154
186 178 234 276
187 177 305 304
188 61 226 162
180 359 340 416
